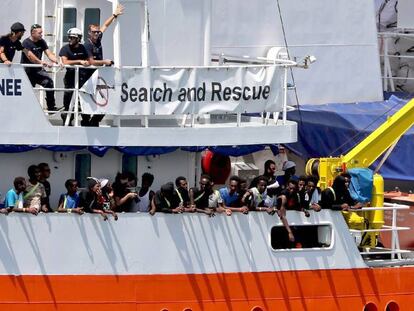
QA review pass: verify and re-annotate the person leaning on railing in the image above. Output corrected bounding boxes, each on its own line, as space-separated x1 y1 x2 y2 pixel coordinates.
59 27 91 126
3 177 37 215
0 22 34 65
320 175 364 212
21 24 62 112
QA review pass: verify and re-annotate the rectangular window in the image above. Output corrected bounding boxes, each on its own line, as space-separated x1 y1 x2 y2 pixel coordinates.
63 8 77 43
271 224 332 250
75 154 91 188
122 154 137 176
84 8 101 39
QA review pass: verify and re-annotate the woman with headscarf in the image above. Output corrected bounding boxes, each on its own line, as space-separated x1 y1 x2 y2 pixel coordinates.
78 178 118 221
320 175 363 211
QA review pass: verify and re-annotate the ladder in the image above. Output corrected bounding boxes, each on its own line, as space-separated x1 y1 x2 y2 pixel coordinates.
34 0 64 56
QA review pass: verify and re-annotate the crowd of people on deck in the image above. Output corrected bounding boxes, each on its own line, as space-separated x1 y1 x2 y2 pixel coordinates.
0 159 366 244
0 5 125 126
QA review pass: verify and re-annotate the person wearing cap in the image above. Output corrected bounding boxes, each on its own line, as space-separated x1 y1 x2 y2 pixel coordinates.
0 22 34 64
59 27 91 125
21 24 61 112
150 182 183 214
276 160 298 190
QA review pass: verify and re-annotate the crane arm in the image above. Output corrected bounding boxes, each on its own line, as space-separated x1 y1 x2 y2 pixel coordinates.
343 97 414 168
306 97 414 189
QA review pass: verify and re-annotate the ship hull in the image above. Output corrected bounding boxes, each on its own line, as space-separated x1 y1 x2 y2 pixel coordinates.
0 267 412 310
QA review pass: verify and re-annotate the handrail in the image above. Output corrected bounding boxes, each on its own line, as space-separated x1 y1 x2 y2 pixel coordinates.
349 202 411 260
2 63 292 128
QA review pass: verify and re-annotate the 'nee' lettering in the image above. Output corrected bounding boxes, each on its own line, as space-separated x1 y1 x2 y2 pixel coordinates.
0 79 22 96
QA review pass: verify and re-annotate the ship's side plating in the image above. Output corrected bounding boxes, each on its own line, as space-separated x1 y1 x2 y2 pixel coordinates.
0 211 412 310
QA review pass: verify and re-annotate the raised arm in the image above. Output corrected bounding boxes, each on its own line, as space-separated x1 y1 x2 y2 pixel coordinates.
100 4 124 33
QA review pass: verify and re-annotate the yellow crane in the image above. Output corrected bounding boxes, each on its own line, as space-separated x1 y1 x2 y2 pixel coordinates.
305 97 414 247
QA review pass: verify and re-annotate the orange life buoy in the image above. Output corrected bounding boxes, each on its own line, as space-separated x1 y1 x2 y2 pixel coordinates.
201 150 231 185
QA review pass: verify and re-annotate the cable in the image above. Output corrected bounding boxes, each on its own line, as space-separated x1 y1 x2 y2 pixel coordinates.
328 99 404 156
275 0 303 126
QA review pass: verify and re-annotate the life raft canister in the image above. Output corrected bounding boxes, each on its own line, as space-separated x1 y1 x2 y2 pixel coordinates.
201 150 231 184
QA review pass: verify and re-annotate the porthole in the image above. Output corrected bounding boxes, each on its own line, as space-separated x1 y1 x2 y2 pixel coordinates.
385 301 399 311
363 302 378 311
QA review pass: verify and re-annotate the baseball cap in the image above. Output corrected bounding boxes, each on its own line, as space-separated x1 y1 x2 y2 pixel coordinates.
11 22 26 33
282 161 296 171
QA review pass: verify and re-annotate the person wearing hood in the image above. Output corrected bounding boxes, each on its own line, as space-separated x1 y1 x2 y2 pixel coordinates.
320 175 363 211
78 177 118 221
150 182 183 215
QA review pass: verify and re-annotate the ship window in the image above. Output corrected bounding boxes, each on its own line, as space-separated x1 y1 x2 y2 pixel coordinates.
122 155 137 176
84 8 101 39
75 154 91 188
63 8 77 43
271 224 332 250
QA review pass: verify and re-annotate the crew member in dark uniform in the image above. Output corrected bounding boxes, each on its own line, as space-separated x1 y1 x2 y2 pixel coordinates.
82 4 124 126
21 24 60 112
59 27 91 126
0 22 32 64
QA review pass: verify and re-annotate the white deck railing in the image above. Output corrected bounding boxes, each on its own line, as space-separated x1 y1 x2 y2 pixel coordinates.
379 31 414 92
14 62 297 128
349 202 412 262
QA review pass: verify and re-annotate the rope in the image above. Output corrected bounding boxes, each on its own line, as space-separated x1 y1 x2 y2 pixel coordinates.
275 0 303 126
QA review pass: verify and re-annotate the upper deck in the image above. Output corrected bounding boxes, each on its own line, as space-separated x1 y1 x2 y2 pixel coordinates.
0 62 297 147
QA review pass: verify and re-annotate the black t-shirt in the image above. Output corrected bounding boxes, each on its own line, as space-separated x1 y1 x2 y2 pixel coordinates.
191 188 209 209
40 180 52 211
59 43 91 76
112 182 133 212
21 38 48 64
320 187 356 210
154 191 178 213
78 190 102 213
0 35 23 62
279 189 301 211
175 187 190 207
84 36 103 61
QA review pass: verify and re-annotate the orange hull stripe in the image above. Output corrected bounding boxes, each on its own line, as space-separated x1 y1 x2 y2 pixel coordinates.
0 268 413 310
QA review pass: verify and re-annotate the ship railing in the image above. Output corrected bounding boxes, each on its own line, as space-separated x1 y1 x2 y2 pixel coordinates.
211 52 308 123
348 202 412 264
13 62 296 128
378 31 414 92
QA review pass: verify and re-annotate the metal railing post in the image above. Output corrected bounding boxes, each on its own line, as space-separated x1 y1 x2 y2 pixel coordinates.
74 66 79 127
282 66 288 124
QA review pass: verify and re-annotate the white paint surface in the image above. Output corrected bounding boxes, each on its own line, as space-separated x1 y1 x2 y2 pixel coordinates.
1 0 382 105
0 210 367 275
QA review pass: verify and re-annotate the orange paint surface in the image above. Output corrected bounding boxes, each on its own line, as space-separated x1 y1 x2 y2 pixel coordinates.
0 268 413 311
